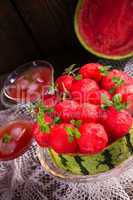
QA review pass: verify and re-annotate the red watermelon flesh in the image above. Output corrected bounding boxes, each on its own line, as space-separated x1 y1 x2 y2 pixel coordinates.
76 0 133 57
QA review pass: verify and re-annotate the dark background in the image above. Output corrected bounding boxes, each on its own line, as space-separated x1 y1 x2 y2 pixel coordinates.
0 0 97 77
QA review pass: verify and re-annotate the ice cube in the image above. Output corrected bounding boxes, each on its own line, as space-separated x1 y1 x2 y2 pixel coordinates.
27 83 39 94
11 127 25 141
0 140 16 155
18 79 29 90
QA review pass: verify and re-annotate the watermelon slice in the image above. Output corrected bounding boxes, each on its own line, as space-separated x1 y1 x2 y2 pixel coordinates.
49 126 133 175
74 0 133 60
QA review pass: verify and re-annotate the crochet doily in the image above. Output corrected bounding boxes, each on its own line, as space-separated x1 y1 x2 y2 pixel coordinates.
0 58 133 200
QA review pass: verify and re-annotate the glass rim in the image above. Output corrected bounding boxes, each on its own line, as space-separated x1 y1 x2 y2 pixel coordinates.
1 60 54 107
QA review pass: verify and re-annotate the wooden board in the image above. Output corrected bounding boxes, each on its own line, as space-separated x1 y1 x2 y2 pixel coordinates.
12 0 78 56
0 0 38 75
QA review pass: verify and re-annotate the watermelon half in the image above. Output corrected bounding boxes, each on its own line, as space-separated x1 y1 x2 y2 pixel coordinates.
49 126 133 175
74 0 133 60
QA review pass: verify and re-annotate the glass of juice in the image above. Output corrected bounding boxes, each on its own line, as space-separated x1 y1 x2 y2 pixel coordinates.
1 60 54 108
0 104 33 161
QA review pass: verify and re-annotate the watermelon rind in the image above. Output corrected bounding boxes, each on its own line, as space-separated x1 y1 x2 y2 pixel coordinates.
49 127 133 175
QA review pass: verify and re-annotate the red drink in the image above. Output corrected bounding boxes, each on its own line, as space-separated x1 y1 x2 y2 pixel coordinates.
0 120 33 160
6 66 53 103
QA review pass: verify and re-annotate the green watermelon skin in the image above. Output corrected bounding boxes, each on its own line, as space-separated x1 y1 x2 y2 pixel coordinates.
49 127 133 175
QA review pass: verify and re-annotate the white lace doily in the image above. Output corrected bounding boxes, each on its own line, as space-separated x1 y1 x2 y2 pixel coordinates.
0 58 133 200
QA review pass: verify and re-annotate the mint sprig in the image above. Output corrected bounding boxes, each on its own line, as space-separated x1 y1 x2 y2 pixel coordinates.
109 77 124 94
2 133 12 143
75 74 83 80
99 65 110 76
70 120 82 128
36 103 53 133
66 127 81 143
64 64 79 76
37 107 50 133
101 94 113 109
113 94 129 111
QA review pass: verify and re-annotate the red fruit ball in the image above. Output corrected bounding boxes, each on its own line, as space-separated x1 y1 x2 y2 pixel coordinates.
74 103 99 123
77 123 108 154
50 123 78 154
101 70 132 92
32 123 50 147
43 94 60 108
87 89 111 105
79 63 104 82
56 75 74 92
100 107 132 140
116 84 133 114
55 100 79 121
70 78 99 103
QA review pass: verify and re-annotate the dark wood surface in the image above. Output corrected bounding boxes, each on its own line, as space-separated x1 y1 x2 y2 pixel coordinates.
0 0 39 75
0 0 96 76
12 0 78 56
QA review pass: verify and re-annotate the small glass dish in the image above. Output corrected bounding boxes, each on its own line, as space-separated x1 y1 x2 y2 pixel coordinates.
0 104 34 161
1 60 54 108
38 147 133 183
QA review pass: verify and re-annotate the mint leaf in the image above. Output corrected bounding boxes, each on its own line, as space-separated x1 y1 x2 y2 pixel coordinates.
69 135 74 143
113 94 128 111
53 117 61 124
2 133 12 143
75 74 83 80
99 66 109 76
113 94 122 104
64 64 76 75
109 87 116 94
66 127 74 143
101 94 113 107
112 77 124 87
74 128 81 139
70 120 82 128
40 124 50 133
47 108 54 113
36 103 51 133
66 127 73 136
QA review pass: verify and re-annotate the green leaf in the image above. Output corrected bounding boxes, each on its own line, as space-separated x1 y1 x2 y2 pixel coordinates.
69 135 74 143
75 74 83 80
112 77 124 87
113 94 122 103
99 66 109 76
66 127 73 136
65 64 76 75
53 117 61 124
36 103 51 133
101 94 113 107
101 104 108 110
70 120 82 128
47 107 54 113
109 77 124 94
113 94 128 111
65 127 74 143
40 124 50 133
74 128 81 139
2 133 12 143
109 87 116 94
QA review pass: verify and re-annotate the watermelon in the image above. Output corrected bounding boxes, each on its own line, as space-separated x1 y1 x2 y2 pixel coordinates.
48 126 133 175
74 0 133 60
